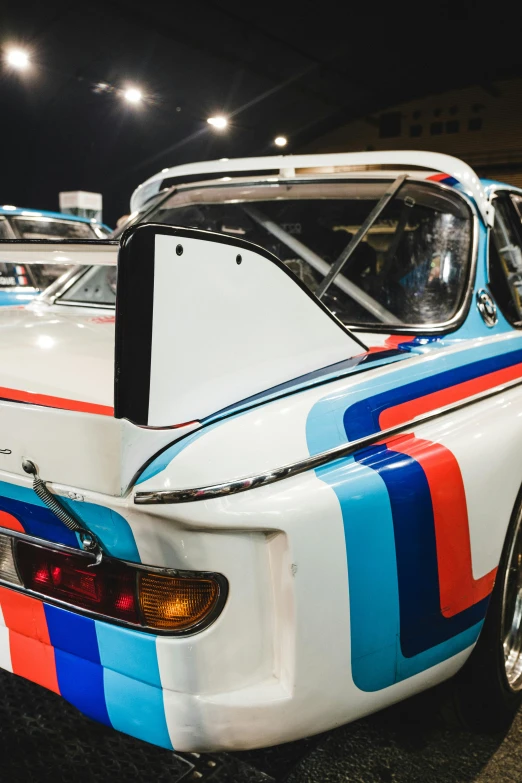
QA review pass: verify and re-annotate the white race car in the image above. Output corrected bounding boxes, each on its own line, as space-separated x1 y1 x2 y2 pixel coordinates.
0 151 519 751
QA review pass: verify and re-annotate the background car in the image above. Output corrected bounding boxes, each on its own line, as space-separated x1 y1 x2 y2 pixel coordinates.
0 206 110 306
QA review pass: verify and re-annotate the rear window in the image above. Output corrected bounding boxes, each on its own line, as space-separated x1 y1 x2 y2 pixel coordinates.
57 180 473 327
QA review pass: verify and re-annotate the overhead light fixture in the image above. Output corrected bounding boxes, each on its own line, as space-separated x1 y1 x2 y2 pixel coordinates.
123 87 143 104
274 136 288 147
5 48 30 71
207 116 228 130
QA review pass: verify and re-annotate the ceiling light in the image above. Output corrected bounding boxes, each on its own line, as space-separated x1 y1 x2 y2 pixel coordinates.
274 136 288 147
123 87 143 104
2 205 17 211
207 116 228 130
5 48 30 70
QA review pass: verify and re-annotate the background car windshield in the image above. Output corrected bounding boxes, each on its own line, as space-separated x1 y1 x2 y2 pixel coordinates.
4 217 99 290
60 181 472 326
11 216 97 240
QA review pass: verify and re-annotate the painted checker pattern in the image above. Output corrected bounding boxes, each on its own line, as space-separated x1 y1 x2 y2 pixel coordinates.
307 339 522 692
0 586 173 749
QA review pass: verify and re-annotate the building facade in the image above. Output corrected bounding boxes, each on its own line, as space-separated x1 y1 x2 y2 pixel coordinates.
304 79 522 187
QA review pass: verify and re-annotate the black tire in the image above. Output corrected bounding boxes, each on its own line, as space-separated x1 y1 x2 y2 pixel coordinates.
443 489 522 732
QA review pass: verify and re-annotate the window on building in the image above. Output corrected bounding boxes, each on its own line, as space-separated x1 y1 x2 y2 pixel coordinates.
413 110 421 120
449 105 459 115
378 112 402 138
409 124 422 138
446 120 460 133
433 108 442 117
430 122 443 135
468 117 482 131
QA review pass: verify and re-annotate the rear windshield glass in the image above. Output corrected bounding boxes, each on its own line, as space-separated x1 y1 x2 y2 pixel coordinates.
58 180 472 326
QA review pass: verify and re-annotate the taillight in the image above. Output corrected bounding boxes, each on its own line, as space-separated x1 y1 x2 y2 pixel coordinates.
17 543 139 624
139 573 219 630
0 533 226 634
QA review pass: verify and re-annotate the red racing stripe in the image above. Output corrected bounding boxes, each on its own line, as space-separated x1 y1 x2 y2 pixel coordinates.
427 173 450 182
379 361 522 430
386 435 497 618
9 630 60 693
0 586 59 693
384 335 416 349
0 386 113 416
0 511 24 533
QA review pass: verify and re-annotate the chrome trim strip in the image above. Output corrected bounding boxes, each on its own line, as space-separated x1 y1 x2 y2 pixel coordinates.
0 526 91 558
135 374 522 505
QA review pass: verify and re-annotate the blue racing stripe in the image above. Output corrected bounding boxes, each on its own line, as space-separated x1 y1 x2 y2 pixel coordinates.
308 335 522 457
357 445 489 657
344 347 522 441
44 604 100 664
312 453 484 691
0 480 140 561
0 492 78 548
54 648 112 727
305 339 505 691
44 603 111 726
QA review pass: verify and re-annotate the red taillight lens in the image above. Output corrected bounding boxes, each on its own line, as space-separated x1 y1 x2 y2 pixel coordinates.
11 538 226 633
16 542 139 623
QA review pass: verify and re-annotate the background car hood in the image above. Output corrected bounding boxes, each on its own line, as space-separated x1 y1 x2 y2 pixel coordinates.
0 304 115 412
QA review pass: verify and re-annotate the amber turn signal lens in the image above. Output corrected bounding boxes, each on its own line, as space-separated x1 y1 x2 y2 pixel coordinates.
138 573 220 631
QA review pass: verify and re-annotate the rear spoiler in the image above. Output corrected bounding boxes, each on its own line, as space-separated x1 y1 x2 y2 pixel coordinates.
0 228 365 428
131 150 495 227
0 239 118 266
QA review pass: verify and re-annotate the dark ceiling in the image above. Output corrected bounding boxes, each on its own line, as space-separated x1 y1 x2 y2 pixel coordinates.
1 0 522 225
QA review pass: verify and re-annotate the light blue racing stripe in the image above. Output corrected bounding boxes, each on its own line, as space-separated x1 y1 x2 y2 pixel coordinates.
136 355 411 486
0 479 49 508
305 337 505 691
96 621 172 749
95 621 161 687
103 668 173 749
63 499 140 563
310 447 483 691
136 420 224 485
308 333 522 456
202 352 408 424
0 479 140 563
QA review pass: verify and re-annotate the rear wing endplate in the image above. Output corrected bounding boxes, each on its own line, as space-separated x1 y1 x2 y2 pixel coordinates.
115 225 365 427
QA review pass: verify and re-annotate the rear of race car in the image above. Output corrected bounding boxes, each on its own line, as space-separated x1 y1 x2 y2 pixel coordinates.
0 223 476 751
0 224 367 750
